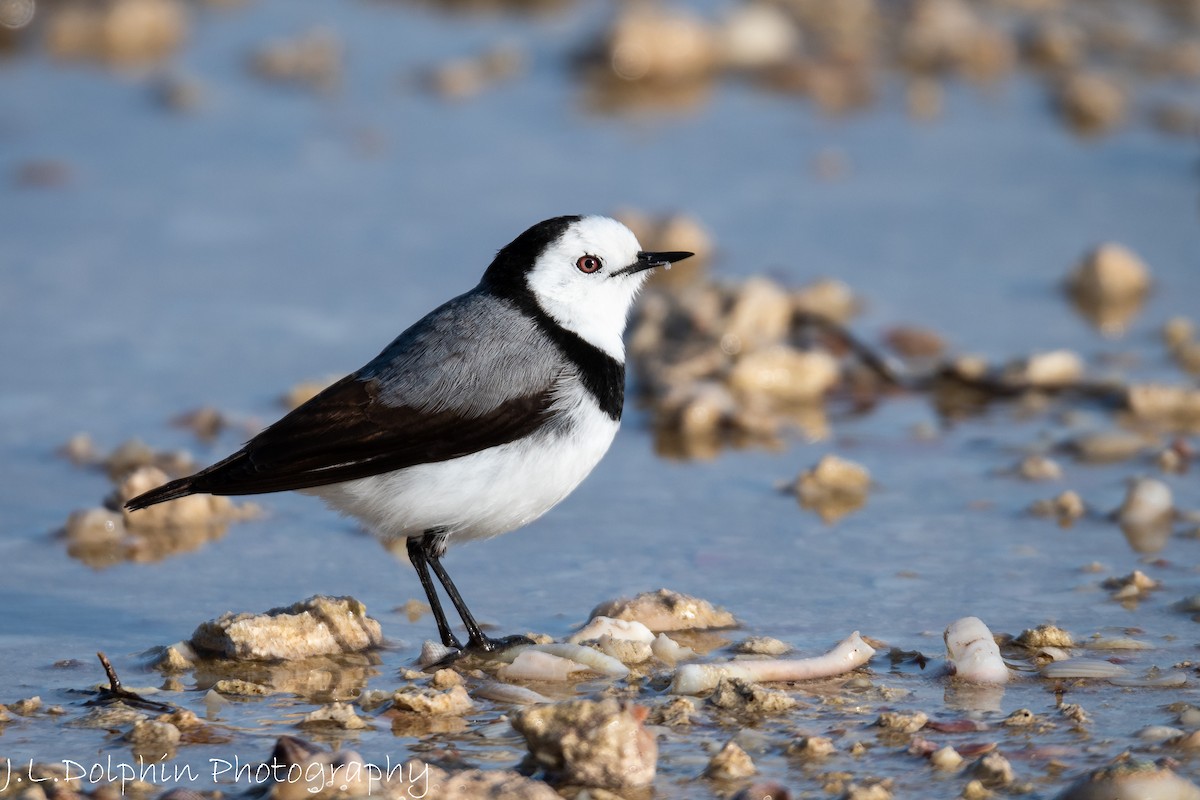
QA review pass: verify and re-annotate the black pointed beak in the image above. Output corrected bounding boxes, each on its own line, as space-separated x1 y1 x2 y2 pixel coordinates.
623 250 694 275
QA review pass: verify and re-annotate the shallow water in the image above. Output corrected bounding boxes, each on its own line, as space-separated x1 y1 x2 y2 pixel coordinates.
2 0 1200 796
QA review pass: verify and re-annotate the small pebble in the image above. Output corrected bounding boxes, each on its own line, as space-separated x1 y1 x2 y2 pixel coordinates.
788 735 836 759
300 702 370 730
511 699 657 790
1017 454 1063 481
734 636 791 656
704 740 757 780
391 684 473 716
709 677 797 715
1015 624 1073 649
930 745 963 771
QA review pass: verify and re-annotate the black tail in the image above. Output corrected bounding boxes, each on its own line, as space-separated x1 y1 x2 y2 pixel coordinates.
124 476 199 511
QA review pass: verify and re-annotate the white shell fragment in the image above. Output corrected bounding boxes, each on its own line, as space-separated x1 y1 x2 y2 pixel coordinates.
532 643 630 678
651 633 697 666
1055 758 1200 800
568 616 656 644
669 631 875 695
945 617 1009 685
417 640 458 668
1118 477 1175 553
473 680 552 705
1118 478 1174 528
498 650 593 682
1041 659 1131 681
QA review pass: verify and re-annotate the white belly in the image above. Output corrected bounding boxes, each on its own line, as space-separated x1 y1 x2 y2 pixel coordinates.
307 394 620 545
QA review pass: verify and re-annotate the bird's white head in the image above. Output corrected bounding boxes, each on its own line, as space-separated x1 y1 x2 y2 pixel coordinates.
483 215 693 359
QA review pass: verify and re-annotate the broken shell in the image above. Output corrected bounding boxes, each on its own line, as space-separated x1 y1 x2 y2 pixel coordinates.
1066 432 1150 463
59 432 100 465
604 6 719 84
944 617 1009 685
1015 624 1073 649
190 595 383 660
526 643 629 678
1102 570 1160 601
1009 350 1084 388
970 752 1015 788
709 677 797 714
651 633 697 666
386 759 559 799
875 711 928 733
250 28 342 93
719 3 799 70
511 699 657 789
266 737 372 800
497 650 593 682
596 636 654 665
930 745 963 771
300 702 370 730
123 719 181 748
670 631 875 694
473 680 551 705
1055 758 1200 800
1041 659 1131 681
788 735 836 759
734 783 793 800
704 739 757 780
734 636 791 656
1017 454 1063 481
725 277 793 350
46 0 187 65
729 346 840 403
568 616 656 645
1056 72 1127 136
590 588 735 632
1022 19 1083 69
416 640 457 668
794 454 871 523
1067 243 1150 304
1127 384 1200 429
792 278 859 322
391 684 473 716
1117 477 1174 553
646 696 699 727
1164 317 1195 350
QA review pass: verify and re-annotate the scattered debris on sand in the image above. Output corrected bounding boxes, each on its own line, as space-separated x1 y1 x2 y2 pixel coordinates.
590 588 736 632
511 699 657 789
792 453 871 522
189 595 384 661
944 617 1009 685
671 631 875 694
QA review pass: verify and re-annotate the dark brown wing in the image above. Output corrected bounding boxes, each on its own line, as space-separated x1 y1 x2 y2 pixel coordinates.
126 374 556 508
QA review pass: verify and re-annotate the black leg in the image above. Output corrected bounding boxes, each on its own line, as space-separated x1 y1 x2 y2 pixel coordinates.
420 532 532 654
407 534 462 650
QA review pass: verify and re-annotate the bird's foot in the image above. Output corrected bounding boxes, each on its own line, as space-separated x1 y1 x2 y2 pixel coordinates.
429 634 534 669
466 633 535 655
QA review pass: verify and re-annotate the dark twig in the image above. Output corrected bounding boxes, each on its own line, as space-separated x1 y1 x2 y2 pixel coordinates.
796 312 1130 411
87 651 175 713
794 311 910 389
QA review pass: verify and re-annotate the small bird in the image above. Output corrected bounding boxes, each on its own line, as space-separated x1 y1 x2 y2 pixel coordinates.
126 215 692 655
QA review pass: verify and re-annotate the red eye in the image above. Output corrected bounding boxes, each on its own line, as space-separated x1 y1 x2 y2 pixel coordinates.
576 255 602 274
